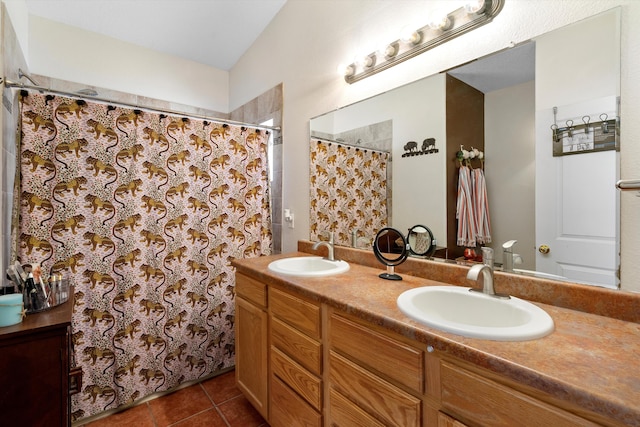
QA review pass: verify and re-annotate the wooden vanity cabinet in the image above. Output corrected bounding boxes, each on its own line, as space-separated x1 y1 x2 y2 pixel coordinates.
234 272 619 427
235 273 269 420
269 287 323 427
325 309 603 427
0 294 78 427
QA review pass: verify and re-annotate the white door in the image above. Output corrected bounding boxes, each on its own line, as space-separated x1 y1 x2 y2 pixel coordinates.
534 9 620 288
535 97 619 288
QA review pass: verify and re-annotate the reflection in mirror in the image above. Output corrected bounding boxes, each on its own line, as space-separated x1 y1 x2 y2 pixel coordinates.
373 228 408 281
309 9 620 289
407 225 436 257
309 139 390 246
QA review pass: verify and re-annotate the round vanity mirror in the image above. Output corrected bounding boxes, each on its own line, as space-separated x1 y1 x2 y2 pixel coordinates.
373 227 408 280
407 224 436 257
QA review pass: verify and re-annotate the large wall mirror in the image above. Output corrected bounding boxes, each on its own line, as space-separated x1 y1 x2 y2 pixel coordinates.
309 8 620 289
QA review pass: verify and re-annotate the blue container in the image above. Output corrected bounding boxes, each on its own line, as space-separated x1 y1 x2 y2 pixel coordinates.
0 293 24 327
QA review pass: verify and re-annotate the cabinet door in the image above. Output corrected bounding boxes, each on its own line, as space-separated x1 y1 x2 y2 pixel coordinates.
236 296 268 420
0 332 67 426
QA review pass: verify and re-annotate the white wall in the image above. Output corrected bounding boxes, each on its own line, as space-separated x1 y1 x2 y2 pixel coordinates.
27 15 229 113
2 0 28 58
485 80 536 271
230 0 640 292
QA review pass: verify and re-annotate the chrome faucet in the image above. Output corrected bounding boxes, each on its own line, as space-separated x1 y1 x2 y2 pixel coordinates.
502 240 517 272
467 264 510 299
313 232 336 261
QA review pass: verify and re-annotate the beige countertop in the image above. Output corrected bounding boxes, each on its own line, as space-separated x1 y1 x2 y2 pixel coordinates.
233 252 640 427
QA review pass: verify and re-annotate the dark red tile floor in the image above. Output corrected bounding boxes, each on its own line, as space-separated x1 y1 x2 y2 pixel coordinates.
76 370 268 427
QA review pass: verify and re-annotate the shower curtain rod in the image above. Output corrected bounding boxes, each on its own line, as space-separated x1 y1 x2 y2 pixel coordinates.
312 136 390 155
1 78 280 132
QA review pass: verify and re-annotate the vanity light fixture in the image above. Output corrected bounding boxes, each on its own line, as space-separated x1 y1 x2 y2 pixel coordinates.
342 0 504 84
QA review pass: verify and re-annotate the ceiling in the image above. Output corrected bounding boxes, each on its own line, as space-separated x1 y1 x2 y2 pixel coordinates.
448 42 535 93
24 0 287 71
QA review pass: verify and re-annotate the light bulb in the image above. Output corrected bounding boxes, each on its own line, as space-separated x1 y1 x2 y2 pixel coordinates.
364 54 376 68
464 0 486 14
355 54 376 69
379 42 399 59
400 27 422 45
337 63 355 77
428 15 451 31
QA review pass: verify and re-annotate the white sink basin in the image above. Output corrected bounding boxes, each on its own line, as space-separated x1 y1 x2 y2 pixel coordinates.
268 256 349 277
397 286 554 341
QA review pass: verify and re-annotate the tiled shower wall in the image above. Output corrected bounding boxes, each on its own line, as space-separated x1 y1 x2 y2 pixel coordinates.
230 84 283 254
311 119 392 152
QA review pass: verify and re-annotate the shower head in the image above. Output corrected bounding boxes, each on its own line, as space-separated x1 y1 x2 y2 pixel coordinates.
17 68 40 86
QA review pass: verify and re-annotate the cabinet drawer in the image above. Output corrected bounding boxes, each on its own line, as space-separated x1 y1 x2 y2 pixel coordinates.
330 313 424 393
272 317 321 375
236 273 267 308
271 346 321 410
330 351 421 427
440 361 600 427
438 411 468 427
329 389 386 427
270 288 320 339
270 375 322 427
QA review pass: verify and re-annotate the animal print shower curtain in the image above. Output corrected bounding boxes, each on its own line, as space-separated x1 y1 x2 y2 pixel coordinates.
309 139 388 246
15 92 272 421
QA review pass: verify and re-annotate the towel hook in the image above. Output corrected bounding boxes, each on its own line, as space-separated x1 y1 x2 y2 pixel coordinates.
582 115 591 135
600 113 609 133
566 119 574 138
